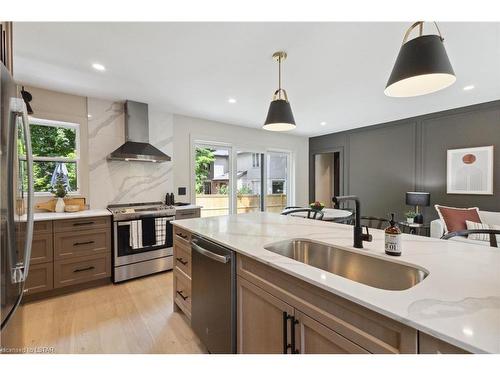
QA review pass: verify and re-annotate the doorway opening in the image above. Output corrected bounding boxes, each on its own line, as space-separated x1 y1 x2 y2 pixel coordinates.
314 151 340 207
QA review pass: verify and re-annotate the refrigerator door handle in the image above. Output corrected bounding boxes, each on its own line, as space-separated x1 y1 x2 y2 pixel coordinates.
10 98 34 283
20 105 34 282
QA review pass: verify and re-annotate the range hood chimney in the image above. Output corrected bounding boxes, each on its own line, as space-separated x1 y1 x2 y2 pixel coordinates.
107 101 171 163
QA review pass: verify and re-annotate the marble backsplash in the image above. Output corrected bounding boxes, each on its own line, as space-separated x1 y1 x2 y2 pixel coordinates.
87 98 174 209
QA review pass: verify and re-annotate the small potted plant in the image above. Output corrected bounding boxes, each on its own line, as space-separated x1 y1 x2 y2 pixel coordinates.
310 201 325 211
405 211 417 224
51 174 67 213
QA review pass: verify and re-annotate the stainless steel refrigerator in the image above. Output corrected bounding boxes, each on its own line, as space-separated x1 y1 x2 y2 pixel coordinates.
0 63 34 352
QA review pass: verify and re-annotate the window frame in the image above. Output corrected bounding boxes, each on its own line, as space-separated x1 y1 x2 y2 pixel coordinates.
24 117 81 196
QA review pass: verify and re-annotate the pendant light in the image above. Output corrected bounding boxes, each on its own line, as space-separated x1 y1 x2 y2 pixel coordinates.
385 22 456 97
263 51 296 131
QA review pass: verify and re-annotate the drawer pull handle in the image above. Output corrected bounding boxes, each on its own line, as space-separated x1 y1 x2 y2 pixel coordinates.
176 257 188 265
176 290 188 300
73 266 95 273
73 240 95 246
73 221 95 226
176 232 188 239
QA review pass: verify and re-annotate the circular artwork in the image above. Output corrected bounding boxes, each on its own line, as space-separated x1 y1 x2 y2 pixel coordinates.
462 153 476 164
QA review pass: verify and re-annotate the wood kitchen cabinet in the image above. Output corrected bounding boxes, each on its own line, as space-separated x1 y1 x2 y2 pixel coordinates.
293 310 368 354
23 216 112 300
173 227 193 319
237 276 294 353
237 275 367 354
175 208 200 220
237 254 418 354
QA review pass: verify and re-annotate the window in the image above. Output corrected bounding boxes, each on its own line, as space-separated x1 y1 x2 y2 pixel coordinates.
252 153 260 168
272 180 285 194
20 118 80 194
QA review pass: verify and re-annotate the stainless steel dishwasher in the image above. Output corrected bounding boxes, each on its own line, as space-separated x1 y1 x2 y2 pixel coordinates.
191 234 236 354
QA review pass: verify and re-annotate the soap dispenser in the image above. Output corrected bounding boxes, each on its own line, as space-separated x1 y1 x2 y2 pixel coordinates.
384 213 402 256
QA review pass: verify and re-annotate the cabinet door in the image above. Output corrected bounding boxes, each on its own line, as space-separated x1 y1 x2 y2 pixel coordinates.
237 276 294 354
294 310 369 354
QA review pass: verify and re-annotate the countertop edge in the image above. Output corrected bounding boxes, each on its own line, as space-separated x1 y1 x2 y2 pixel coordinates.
32 209 112 221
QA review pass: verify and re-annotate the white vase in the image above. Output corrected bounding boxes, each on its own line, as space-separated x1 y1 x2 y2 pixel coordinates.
55 198 65 213
406 217 414 224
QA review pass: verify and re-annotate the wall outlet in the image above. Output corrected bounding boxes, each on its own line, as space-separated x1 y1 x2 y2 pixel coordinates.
178 187 187 196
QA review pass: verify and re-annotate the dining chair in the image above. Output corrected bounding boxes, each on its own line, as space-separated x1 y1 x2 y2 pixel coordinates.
360 216 389 230
281 208 325 220
441 229 500 248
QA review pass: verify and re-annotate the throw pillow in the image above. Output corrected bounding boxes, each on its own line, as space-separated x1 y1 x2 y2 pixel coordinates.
435 205 481 233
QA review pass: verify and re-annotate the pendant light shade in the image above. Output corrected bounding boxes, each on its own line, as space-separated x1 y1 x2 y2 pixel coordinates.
263 51 296 131
385 22 456 97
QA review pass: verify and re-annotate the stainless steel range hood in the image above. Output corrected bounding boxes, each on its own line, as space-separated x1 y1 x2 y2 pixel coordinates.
107 101 171 163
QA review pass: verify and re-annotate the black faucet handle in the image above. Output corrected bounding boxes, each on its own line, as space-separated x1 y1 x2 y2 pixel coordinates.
362 225 373 242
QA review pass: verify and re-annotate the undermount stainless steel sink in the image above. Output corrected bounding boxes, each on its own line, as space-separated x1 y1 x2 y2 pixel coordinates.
264 239 428 291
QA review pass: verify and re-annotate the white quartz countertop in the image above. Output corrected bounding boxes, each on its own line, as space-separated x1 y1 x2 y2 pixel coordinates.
31 209 112 221
175 204 202 211
173 212 500 353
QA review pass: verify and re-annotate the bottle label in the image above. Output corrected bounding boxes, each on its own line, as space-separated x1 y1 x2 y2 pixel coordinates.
385 233 402 255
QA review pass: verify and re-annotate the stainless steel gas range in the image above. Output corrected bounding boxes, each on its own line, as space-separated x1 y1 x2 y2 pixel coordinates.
107 202 176 282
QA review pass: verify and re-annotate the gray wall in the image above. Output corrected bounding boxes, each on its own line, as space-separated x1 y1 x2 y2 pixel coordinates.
309 100 500 222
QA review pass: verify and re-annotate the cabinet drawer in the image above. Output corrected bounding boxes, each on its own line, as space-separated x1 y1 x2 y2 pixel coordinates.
53 216 110 233
30 233 54 264
54 228 111 259
34 220 52 234
174 242 191 278
54 253 111 288
175 209 200 220
24 262 53 295
418 332 469 354
173 226 192 244
173 269 191 318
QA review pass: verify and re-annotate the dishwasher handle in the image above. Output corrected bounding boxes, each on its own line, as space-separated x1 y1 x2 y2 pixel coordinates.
192 241 230 264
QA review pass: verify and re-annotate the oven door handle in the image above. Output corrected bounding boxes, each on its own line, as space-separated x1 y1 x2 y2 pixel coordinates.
191 241 230 264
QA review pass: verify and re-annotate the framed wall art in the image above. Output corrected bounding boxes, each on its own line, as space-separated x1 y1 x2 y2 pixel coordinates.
447 145 494 195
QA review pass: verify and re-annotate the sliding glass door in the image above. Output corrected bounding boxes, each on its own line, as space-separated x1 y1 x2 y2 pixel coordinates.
193 143 291 217
266 151 290 213
236 151 263 213
194 144 232 218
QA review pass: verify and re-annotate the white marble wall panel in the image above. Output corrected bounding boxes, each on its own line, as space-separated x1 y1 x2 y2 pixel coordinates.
87 98 174 208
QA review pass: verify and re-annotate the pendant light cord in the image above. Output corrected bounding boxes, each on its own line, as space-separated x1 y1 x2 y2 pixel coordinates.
272 52 288 102
278 55 282 94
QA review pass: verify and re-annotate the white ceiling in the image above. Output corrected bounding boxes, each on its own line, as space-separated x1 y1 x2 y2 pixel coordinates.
13 22 500 136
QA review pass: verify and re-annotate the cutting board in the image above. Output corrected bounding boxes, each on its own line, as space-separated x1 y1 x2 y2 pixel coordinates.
35 197 86 212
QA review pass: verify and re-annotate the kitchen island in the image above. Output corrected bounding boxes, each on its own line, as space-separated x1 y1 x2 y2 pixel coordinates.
172 212 500 354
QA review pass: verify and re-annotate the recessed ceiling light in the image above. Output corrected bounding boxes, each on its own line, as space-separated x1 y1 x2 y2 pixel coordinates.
92 63 106 71
87 114 92 119
320 121 327 126
228 98 237 104
463 85 475 91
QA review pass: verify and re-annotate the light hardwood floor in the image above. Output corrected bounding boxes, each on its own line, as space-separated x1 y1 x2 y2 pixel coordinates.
22 271 207 354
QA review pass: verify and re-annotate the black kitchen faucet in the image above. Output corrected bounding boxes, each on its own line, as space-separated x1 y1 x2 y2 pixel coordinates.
332 195 372 249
